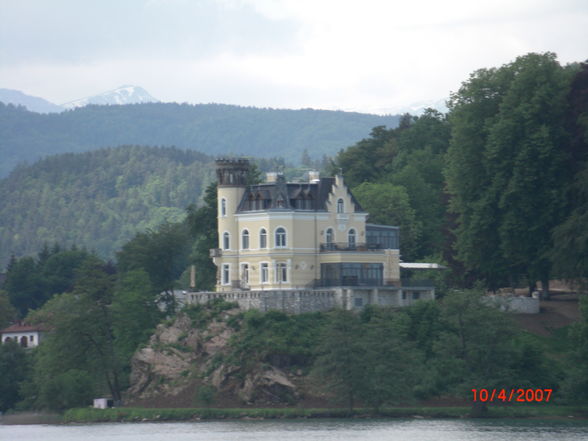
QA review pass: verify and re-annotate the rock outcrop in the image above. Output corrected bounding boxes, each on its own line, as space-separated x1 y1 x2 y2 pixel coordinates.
127 306 299 406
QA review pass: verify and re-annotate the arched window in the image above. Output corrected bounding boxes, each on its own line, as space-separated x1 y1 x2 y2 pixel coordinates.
275 227 287 248
20 336 28 348
326 228 334 244
348 228 356 248
242 230 249 250
221 198 227 216
337 198 344 213
223 232 230 250
259 228 267 248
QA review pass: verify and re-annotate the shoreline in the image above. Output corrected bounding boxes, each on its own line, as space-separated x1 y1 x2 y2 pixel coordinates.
3 405 588 425
51 405 588 424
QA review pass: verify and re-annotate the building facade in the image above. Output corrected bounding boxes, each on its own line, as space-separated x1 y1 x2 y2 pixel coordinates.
188 159 434 312
211 159 402 292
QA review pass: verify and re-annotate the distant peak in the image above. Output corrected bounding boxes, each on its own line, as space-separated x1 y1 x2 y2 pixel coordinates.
61 86 159 109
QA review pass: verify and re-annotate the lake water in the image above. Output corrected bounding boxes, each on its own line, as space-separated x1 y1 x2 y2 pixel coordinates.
2 418 588 441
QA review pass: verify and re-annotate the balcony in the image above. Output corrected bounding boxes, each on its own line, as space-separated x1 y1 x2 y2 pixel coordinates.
209 248 222 258
319 242 385 252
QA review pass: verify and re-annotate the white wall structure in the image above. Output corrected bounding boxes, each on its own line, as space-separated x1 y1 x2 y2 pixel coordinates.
0 323 45 348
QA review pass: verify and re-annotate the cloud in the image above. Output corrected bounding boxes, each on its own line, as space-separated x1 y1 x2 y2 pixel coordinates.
0 0 300 65
0 0 586 111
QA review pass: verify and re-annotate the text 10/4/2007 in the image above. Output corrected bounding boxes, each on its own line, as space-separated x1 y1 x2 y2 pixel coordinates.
471 388 553 403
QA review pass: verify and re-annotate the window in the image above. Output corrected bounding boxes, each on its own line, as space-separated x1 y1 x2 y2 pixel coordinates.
320 263 383 287
413 292 420 300
241 264 249 283
261 263 269 283
326 228 334 244
221 198 227 216
275 227 287 247
222 264 230 285
242 230 249 249
354 297 363 307
223 232 230 250
260 228 267 248
337 198 344 213
276 262 288 283
348 229 356 248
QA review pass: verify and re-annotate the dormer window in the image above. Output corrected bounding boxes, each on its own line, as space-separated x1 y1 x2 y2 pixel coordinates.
337 198 344 213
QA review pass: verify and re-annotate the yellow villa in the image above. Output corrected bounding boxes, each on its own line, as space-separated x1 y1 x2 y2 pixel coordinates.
187 158 435 313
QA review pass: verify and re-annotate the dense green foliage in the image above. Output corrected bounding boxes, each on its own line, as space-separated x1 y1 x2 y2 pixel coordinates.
229 309 326 371
334 53 587 286
3 245 96 316
0 102 400 177
0 181 220 410
332 110 450 261
0 145 212 268
0 341 30 411
445 53 577 291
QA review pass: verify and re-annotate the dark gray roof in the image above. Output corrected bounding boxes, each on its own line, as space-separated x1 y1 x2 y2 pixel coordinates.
236 177 364 213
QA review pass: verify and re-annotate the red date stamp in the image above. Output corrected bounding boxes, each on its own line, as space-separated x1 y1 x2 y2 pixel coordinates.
471 388 552 403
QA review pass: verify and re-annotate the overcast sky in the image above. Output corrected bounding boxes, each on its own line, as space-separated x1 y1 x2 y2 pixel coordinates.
1 0 586 113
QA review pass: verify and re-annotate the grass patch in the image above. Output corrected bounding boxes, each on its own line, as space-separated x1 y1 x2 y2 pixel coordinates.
62 404 588 423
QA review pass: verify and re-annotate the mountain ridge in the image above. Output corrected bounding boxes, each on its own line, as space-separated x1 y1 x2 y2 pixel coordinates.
0 88 64 113
0 101 400 177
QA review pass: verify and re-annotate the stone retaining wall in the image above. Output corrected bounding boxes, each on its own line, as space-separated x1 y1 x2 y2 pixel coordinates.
185 286 435 313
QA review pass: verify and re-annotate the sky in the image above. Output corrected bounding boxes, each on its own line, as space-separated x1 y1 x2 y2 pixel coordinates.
0 0 587 114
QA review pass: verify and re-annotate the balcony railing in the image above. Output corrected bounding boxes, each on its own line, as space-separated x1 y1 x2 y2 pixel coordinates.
209 248 222 258
319 242 386 252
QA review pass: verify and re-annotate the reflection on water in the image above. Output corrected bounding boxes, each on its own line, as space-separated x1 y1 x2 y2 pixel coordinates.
2 418 588 441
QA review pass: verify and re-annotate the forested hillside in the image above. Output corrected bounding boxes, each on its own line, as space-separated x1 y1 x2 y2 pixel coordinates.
0 146 213 267
0 102 400 177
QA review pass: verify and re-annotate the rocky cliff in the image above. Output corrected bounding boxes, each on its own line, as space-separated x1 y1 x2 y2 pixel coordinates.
126 304 306 407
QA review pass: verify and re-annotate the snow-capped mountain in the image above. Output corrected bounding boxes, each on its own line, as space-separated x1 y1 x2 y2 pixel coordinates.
61 85 159 109
0 88 64 113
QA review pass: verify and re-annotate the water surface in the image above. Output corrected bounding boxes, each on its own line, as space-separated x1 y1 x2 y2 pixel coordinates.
2 418 588 441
